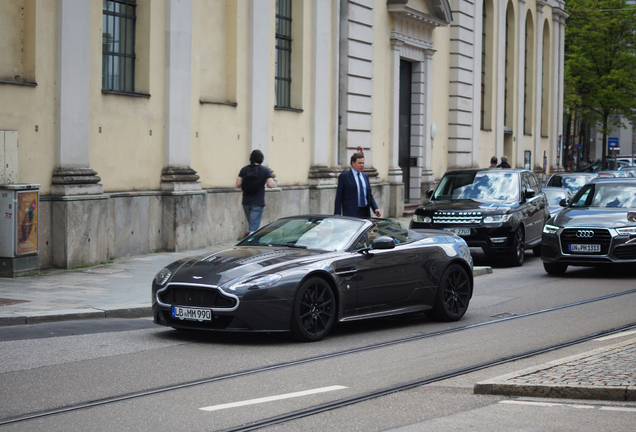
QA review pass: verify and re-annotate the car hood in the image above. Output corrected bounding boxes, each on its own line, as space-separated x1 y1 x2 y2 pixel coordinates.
553 207 636 228
417 199 516 214
168 246 327 286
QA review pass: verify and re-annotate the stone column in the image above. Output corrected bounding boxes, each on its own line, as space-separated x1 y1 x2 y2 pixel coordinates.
515 0 526 168
551 8 568 171
308 0 338 214
51 0 108 269
162 0 200 192
534 1 546 171
247 0 270 157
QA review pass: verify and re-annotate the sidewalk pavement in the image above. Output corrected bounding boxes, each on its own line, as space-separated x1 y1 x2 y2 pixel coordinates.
1 225 634 404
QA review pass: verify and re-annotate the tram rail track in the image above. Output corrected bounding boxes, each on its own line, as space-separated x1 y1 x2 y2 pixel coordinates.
2 288 636 427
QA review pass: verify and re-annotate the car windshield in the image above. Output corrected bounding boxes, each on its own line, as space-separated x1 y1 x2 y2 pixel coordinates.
547 175 595 193
432 171 519 203
571 183 636 208
238 217 366 251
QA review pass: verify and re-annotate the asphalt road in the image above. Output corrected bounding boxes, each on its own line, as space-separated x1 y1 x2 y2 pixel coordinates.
1 253 635 431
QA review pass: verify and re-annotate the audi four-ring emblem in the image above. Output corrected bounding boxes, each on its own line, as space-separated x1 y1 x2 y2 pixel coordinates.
576 230 594 238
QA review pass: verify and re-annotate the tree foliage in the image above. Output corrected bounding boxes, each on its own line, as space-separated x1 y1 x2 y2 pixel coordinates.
565 0 636 165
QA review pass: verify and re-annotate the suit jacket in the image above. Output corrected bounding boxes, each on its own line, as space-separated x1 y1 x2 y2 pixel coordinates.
334 169 379 217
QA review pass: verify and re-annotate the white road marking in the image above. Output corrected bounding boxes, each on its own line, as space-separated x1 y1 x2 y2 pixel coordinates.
599 407 636 412
595 329 636 341
500 400 594 409
199 385 348 412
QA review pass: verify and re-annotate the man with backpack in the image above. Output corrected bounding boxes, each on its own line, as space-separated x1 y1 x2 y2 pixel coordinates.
236 150 275 234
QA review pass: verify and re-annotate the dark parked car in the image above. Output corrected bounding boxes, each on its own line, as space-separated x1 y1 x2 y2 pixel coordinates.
541 178 636 275
410 168 550 266
152 215 474 341
544 172 598 195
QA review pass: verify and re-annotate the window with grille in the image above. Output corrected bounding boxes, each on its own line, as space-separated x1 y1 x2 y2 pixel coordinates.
102 0 136 92
275 0 292 108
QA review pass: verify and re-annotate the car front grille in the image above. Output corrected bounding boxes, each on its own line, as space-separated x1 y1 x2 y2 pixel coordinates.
559 228 611 255
433 211 482 225
158 285 237 309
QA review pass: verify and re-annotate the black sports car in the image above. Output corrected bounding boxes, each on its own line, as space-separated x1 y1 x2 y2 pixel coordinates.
541 178 636 274
152 216 474 341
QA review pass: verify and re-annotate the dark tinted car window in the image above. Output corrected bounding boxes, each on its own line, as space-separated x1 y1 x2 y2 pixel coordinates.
433 171 520 203
528 173 540 192
571 183 636 208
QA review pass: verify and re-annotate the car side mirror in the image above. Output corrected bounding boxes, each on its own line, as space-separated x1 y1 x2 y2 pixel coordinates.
426 189 434 198
524 188 536 199
371 236 395 250
559 198 567 207
628 211 636 222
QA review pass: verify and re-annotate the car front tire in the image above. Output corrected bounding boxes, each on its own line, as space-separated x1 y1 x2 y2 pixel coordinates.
291 277 336 342
509 228 525 266
543 262 568 275
427 264 471 322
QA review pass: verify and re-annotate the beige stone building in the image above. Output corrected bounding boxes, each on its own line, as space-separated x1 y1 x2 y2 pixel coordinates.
0 0 566 274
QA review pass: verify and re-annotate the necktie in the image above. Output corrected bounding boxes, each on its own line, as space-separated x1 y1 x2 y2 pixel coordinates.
357 173 365 207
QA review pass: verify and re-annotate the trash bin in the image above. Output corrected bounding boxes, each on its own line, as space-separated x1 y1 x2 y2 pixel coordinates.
0 184 40 277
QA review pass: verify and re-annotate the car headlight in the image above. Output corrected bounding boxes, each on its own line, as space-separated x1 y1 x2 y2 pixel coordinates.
483 214 512 223
543 224 560 234
616 226 636 235
154 268 172 286
229 274 282 291
412 214 432 223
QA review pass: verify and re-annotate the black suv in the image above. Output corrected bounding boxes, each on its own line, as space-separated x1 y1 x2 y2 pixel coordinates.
410 168 550 266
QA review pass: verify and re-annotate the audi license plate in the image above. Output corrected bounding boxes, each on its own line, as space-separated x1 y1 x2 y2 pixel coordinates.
443 228 471 236
172 306 212 321
569 244 601 253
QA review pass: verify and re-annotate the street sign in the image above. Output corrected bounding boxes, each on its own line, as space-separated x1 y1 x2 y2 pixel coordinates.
608 137 619 150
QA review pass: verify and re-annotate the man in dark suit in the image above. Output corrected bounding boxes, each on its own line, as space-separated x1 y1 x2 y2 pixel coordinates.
334 152 382 217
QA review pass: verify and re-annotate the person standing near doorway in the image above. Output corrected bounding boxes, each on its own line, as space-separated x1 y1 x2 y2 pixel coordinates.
334 152 382 217
237 150 275 234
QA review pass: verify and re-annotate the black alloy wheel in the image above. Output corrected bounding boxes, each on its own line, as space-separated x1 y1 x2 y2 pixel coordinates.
427 264 471 322
291 277 336 342
543 261 568 275
509 228 525 266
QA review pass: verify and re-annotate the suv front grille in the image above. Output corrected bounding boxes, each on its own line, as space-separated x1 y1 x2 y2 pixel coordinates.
560 228 611 255
433 211 482 225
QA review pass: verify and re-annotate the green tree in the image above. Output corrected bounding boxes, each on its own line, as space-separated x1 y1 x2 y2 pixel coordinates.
565 0 636 168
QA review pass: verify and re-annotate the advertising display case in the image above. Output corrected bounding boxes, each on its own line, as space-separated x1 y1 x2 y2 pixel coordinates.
0 184 40 277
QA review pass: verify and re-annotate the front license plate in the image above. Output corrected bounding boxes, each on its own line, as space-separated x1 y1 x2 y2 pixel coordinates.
569 244 601 253
172 306 212 321
443 228 471 236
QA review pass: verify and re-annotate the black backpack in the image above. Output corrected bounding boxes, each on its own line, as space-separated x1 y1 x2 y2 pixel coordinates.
241 165 263 193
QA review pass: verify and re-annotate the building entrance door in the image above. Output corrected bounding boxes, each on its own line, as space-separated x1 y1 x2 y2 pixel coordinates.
399 60 412 201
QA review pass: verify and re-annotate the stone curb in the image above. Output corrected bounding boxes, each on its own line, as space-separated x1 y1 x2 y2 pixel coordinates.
0 306 152 327
474 338 636 401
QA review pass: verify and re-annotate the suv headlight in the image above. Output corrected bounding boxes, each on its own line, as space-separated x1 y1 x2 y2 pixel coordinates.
543 224 560 234
616 226 636 235
483 214 512 223
412 214 432 223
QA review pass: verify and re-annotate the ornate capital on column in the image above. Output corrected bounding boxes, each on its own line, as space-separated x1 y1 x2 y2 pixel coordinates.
161 167 202 191
308 166 338 186
51 168 103 196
